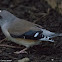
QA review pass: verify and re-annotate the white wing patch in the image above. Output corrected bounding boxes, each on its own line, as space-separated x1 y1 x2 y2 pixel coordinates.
34 32 39 37
0 10 2 12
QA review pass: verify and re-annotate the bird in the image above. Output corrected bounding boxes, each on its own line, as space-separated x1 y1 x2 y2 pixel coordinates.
0 10 62 54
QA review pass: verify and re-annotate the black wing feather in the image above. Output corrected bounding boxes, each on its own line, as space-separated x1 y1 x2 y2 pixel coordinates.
11 30 43 40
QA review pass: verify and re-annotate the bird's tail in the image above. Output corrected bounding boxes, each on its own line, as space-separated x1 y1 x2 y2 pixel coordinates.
51 33 62 38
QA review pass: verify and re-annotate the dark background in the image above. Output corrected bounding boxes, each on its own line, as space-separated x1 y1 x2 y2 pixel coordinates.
0 0 62 62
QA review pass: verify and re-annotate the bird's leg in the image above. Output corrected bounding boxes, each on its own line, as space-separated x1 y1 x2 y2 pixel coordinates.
14 48 28 54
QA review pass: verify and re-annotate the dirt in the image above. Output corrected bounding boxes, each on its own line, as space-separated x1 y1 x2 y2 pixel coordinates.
0 0 62 62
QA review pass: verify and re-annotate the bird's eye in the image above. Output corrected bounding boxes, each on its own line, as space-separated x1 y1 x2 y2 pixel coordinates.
49 38 51 40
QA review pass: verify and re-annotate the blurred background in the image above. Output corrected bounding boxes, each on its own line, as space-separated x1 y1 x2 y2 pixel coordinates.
0 0 62 62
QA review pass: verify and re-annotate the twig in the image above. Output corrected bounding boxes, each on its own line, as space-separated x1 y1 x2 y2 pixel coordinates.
33 8 50 23
0 44 21 48
0 38 7 43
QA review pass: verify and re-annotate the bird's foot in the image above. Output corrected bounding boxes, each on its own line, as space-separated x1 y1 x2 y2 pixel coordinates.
14 48 28 54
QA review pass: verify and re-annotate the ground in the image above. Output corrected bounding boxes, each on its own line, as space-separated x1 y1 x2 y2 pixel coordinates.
0 0 62 62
